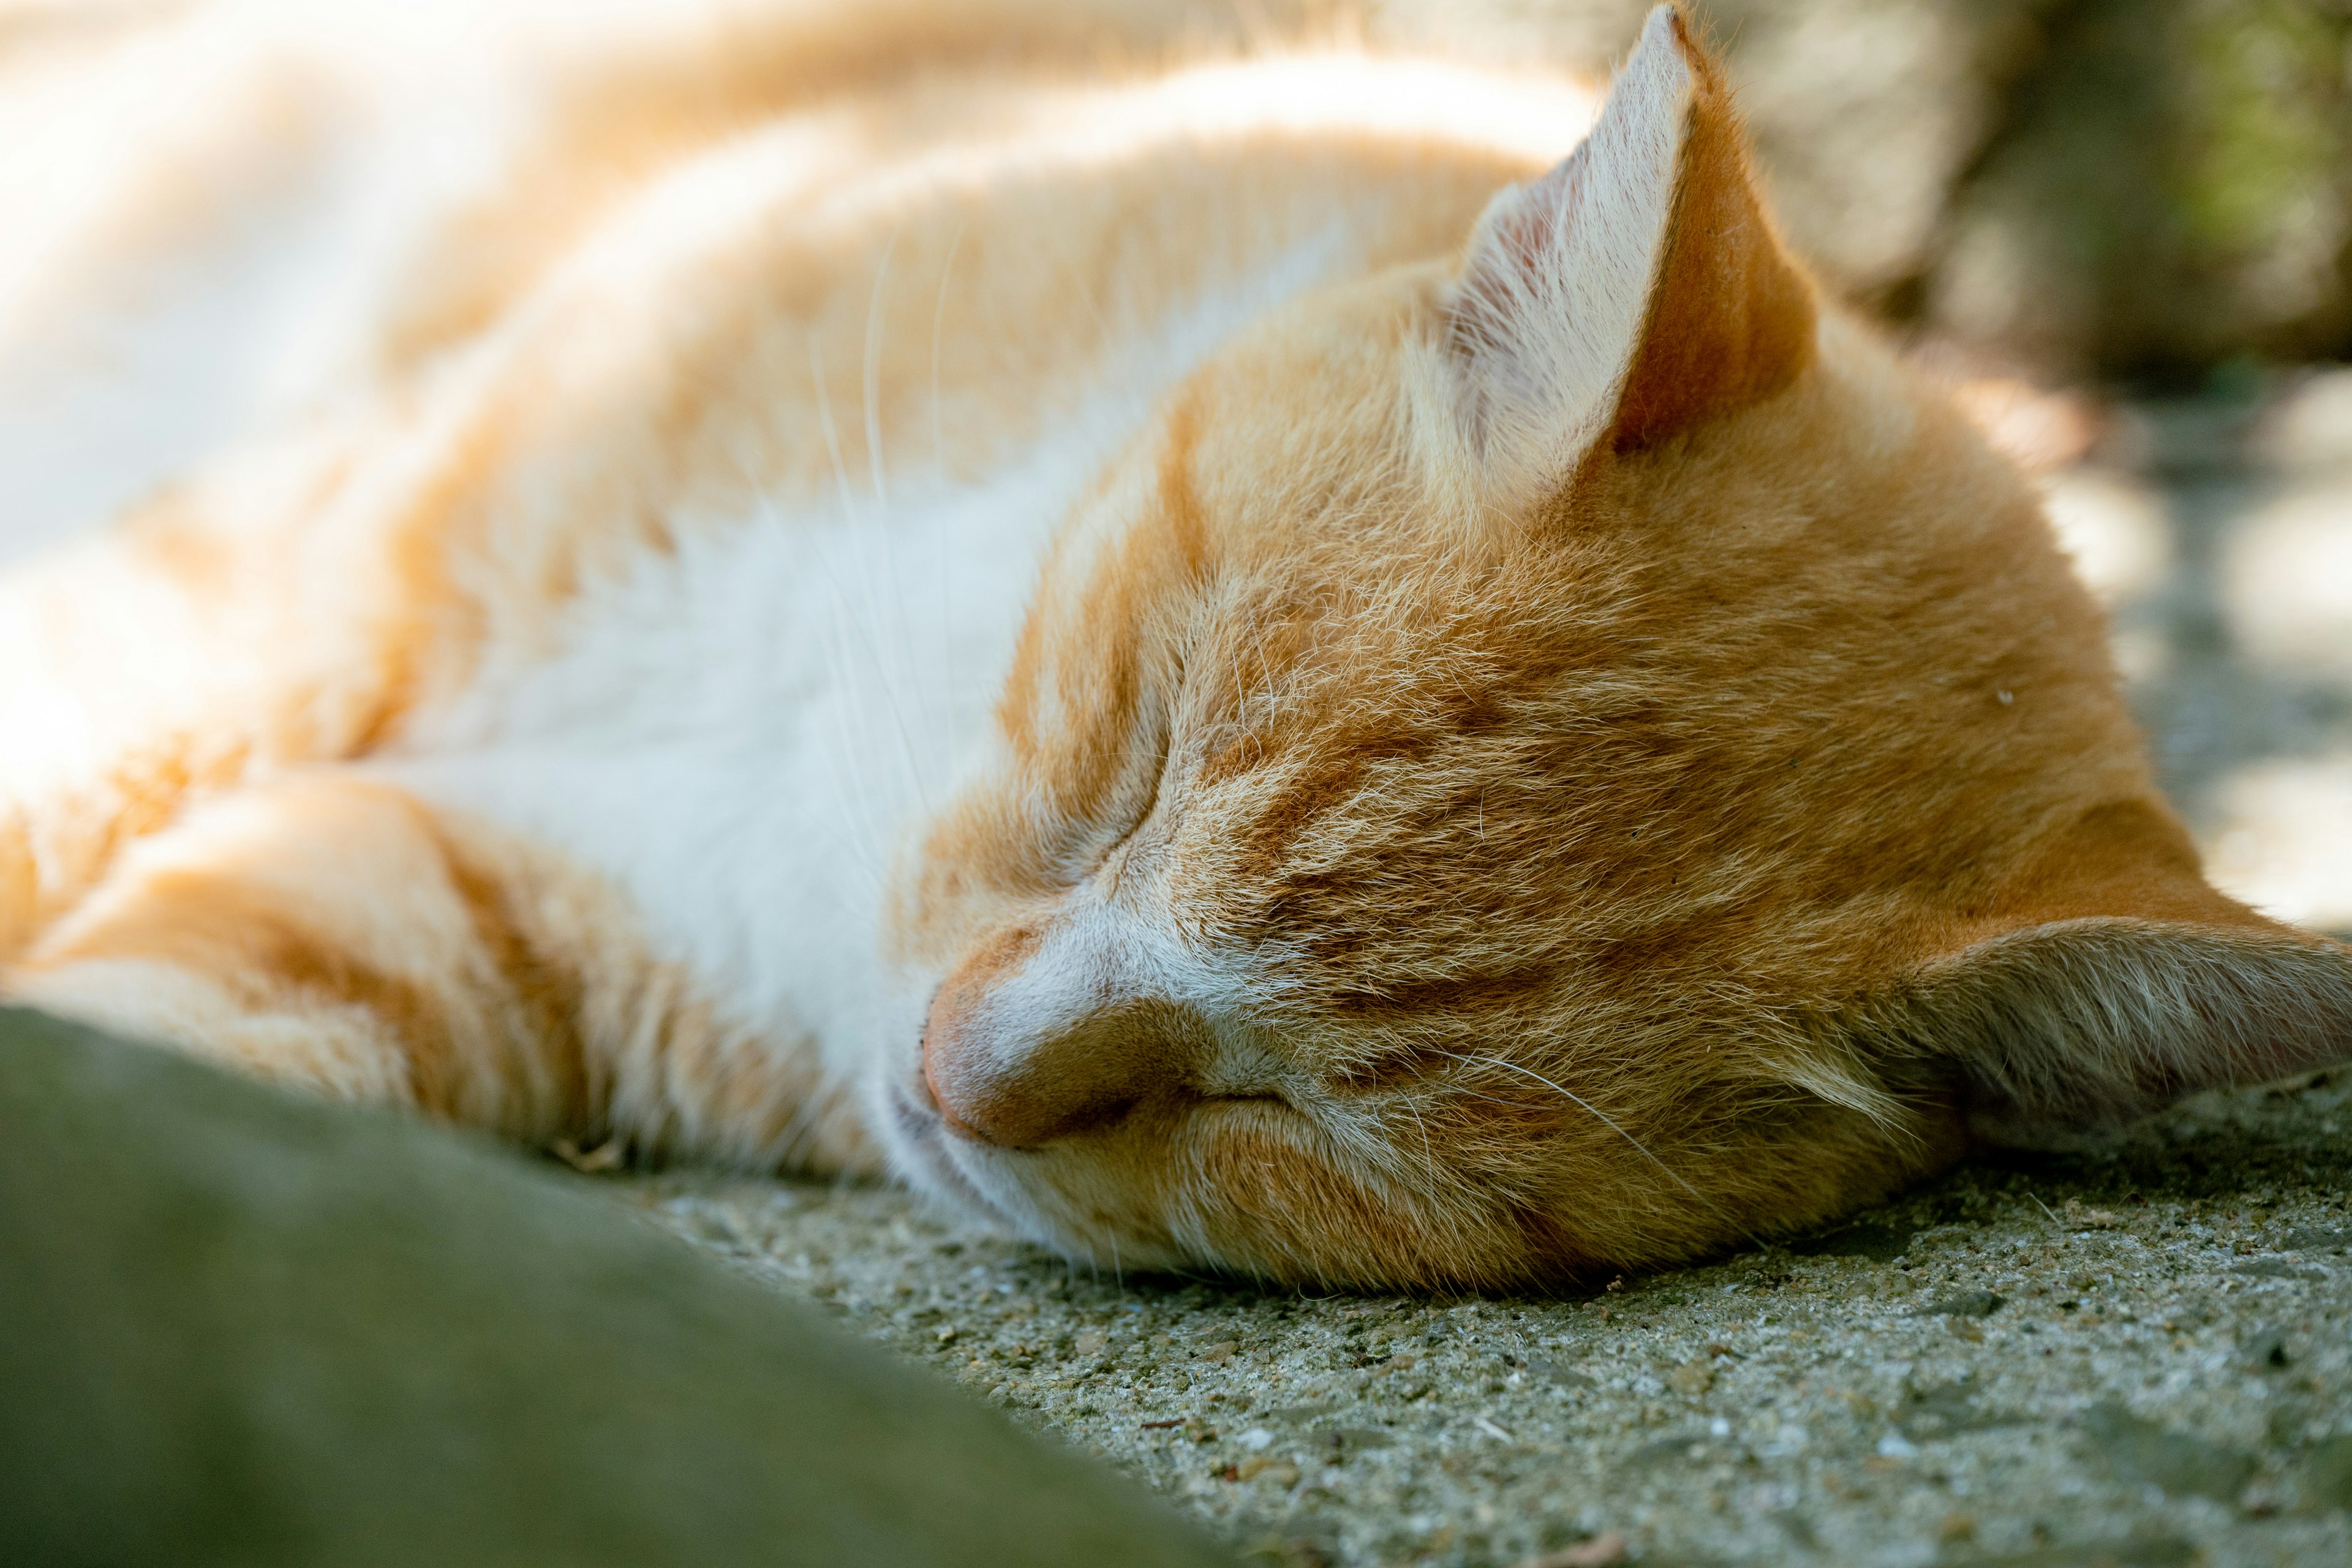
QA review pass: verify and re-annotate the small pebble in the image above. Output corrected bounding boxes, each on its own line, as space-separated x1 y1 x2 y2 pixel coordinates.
1667 1360 1715 1396
1522 1530 1627 1567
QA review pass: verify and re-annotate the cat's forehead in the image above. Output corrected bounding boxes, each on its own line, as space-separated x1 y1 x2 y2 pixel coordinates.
1101 327 2062 930
1101 283 1939 605
1066 288 1906 687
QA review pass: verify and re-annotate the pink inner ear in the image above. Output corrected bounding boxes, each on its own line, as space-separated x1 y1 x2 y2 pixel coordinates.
1452 145 1593 352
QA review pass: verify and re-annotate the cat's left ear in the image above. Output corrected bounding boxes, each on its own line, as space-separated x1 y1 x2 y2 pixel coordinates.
1447 4 1814 503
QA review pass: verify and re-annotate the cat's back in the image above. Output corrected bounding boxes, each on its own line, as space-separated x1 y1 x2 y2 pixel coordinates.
29 10 1602 1079
0 1 1595 560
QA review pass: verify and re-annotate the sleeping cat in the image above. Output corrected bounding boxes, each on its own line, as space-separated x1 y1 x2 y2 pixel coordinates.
3 0 2346 1289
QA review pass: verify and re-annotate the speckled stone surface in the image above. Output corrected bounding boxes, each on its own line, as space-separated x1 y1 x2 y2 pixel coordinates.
624 1072 2351 1567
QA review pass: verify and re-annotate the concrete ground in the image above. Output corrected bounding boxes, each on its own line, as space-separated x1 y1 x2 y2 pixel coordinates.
622 371 2352 1568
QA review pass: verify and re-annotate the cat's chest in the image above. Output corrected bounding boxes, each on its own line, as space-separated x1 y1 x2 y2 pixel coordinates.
386 453 1082 1074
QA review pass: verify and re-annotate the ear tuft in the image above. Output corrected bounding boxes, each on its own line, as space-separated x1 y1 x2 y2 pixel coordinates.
1448 5 1814 502
1854 919 2352 1146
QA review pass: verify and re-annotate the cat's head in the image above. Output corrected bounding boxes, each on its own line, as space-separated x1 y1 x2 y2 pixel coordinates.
875 6 2352 1289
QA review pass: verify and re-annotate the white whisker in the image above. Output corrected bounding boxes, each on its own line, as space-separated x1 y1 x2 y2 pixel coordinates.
1398 1091 1441 1191
930 223 965 481
858 227 941 802
863 227 899 507
806 336 930 819
809 334 860 527
927 225 967 755
1430 1049 1764 1248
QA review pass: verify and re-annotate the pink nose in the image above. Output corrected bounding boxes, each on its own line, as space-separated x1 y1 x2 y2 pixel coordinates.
920 935 1191 1149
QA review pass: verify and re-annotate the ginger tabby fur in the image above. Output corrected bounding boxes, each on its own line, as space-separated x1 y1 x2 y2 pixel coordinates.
2 1 2346 1289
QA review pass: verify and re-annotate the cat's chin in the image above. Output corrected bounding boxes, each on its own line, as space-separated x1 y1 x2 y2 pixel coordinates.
872 1072 1001 1216
869 1070 1204 1275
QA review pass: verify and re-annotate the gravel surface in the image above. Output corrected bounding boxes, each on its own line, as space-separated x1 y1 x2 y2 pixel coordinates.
614 375 2352 1568
625 1074 2352 1568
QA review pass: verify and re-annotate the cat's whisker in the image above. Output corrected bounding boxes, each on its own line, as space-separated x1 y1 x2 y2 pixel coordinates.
856 235 910 696
703 477 898 892
858 232 949 802
863 227 899 508
1060 242 1117 350
755 499 889 889
930 224 965 484
805 337 933 823
809 334 861 527
1428 1050 1765 1249
717 468 881 886
1238 594 1282 748
927 226 967 754
1398 1092 1441 1188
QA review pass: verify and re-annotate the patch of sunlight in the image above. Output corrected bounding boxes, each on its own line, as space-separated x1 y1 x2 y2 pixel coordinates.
2221 475 2352 682
2205 752 2352 932
2108 625 2171 688
1113 54 1599 167
2254 366 2352 473
2041 466 2173 607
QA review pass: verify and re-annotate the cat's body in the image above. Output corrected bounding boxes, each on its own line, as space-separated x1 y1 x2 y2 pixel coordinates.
0 0 1585 1167
5 1 2348 1289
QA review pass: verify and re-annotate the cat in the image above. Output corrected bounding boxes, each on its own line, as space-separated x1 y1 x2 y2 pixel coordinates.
2 0 2346 1291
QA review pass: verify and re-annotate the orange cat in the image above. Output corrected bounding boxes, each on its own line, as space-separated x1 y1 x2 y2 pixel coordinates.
3 1 2345 1289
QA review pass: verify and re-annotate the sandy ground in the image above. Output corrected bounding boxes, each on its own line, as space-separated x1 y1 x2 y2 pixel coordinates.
611 373 2352 1568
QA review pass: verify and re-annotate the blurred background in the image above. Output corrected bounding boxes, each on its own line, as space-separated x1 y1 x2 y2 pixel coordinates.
1384 0 2352 937
3 0 2349 932
1381 0 2352 381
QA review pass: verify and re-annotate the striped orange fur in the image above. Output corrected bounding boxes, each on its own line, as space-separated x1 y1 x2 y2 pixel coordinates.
2 2 2345 1288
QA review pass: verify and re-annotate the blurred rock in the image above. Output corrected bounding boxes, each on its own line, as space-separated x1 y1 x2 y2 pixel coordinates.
1933 0 2352 379
0 1008 1237 1568
1371 0 2030 301
1373 0 2352 379
2255 365 2352 468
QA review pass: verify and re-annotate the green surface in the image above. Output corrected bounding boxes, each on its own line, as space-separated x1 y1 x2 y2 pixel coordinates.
0 1007 1236 1568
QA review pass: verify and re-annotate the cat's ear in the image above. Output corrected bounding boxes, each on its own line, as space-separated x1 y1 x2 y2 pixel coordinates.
1844 802 2352 1145
1447 4 1814 503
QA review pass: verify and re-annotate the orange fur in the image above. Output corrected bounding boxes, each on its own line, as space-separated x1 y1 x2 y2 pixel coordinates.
2 2 2345 1289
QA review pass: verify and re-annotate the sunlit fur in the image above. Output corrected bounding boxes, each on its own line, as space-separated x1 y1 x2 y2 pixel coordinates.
3 2 2346 1290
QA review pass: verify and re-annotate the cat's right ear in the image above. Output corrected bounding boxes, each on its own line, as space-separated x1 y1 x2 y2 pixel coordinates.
1446 4 1815 506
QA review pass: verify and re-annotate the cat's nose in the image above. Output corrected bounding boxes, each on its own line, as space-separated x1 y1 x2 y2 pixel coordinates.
921 913 1195 1149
